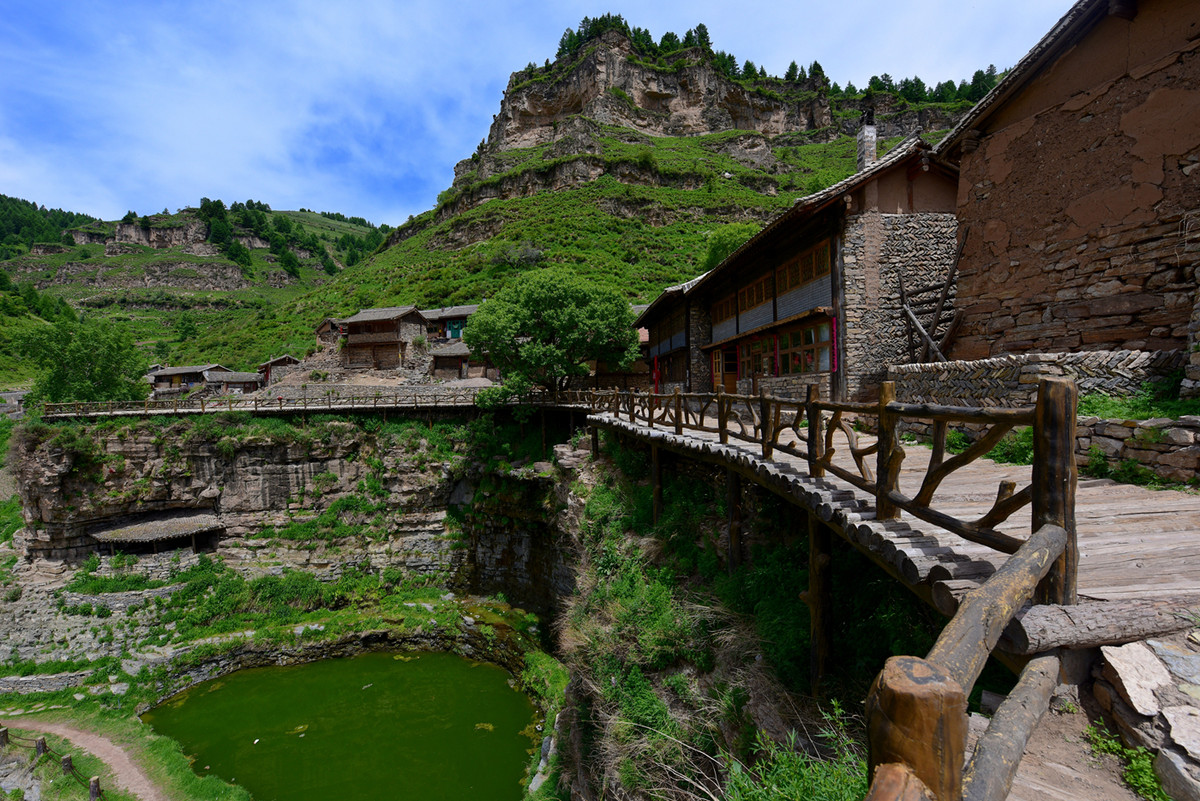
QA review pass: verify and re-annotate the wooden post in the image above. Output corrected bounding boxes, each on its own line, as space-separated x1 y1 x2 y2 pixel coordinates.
62 754 72 774
1032 378 1078 606
651 445 663 525
866 656 966 801
0 727 7 747
806 384 825 478
673 387 683 435
35 737 46 758
90 777 101 801
876 381 899 520
726 470 742 571
717 386 728 444
591 426 600 457
760 389 773 459
807 513 832 696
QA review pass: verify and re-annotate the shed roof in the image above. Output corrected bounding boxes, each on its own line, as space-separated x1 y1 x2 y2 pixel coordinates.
149 364 228 378
91 513 223 544
420 304 480 321
208 371 262 383
258 354 301 369
431 340 472 357
341 306 424 324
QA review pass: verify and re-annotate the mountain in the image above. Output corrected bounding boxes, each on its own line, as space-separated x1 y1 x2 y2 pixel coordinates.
1 20 982 386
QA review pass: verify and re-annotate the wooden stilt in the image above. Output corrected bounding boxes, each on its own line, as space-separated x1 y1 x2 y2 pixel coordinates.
727 470 742 572
590 426 599 457
651 445 662 525
1032 378 1078 606
807 513 833 696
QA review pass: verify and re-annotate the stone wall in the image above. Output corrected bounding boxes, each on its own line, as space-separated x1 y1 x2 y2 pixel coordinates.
1077 415 1200 485
889 350 1186 408
742 373 831 401
950 25 1200 360
841 211 959 401
688 304 713 391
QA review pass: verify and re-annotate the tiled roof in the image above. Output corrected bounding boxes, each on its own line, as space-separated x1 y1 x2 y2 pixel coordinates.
430 340 472 357
209 371 262 383
341 306 423 323
91 513 223 543
149 364 227 378
420 304 480 321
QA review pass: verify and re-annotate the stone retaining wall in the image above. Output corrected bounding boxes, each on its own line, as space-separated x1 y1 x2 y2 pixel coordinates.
888 349 1186 407
1077 415 1200 485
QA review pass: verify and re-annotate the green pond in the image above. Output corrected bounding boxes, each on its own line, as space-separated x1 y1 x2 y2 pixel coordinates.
143 651 538 801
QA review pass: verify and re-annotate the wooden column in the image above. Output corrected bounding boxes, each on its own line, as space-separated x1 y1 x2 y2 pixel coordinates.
726 470 742 572
35 737 46 758
651 445 663 525
0 727 7 747
806 513 833 695
759 389 773 459
867 656 966 801
673 387 683 435
590 426 600 458
876 381 900 520
90 777 101 801
1032 378 1078 606
717 386 729 444
806 384 825 477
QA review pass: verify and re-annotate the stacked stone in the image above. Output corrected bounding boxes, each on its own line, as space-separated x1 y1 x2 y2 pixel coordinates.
1077 416 1200 484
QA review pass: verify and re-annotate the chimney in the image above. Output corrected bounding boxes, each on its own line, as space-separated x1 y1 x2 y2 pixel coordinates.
856 110 877 172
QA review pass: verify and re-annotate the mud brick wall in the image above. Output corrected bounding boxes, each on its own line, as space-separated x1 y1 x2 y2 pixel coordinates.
841 211 959 401
949 28 1200 361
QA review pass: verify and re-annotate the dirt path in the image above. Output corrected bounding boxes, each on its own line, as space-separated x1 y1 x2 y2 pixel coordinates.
7 718 169 801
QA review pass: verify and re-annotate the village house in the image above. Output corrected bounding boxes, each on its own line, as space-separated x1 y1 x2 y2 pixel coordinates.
147 364 231 397
204 370 264 395
931 0 1200 394
421 304 479 341
257 354 301 385
339 306 428 369
639 131 960 401
314 317 344 344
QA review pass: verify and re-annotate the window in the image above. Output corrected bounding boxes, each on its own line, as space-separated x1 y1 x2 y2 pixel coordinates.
779 320 833 374
780 238 831 293
712 294 737 324
737 274 774 312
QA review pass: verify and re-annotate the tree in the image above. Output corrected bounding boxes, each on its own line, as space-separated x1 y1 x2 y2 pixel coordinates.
463 269 639 395
742 59 757 79
176 310 197 342
784 61 799 82
693 23 711 50
18 317 149 405
701 222 761 272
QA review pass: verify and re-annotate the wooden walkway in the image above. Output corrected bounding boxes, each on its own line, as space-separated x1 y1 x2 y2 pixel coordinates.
591 410 1200 613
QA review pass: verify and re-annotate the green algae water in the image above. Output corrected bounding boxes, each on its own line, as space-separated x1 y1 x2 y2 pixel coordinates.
143 651 538 801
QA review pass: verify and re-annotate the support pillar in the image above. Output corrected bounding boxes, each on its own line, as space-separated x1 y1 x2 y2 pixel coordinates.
651 445 663 525
807 513 833 696
726 469 743 572
590 426 599 457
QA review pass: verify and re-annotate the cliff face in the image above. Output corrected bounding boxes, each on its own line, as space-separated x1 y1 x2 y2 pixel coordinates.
485 33 830 152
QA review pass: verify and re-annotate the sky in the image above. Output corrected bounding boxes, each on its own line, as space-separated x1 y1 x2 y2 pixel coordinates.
1 0 1072 228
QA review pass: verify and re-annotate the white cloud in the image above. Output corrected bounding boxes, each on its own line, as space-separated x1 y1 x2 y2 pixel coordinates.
0 0 1075 224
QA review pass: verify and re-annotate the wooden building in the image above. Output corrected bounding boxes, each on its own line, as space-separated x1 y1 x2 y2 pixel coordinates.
933 0 1200 375
314 317 344 344
257 354 301 385
205 370 263 395
639 132 959 401
148 364 230 396
340 306 428 369
421 304 479 340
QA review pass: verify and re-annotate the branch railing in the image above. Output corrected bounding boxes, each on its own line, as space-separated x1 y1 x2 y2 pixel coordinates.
1 726 103 799
41 388 593 419
585 378 1078 801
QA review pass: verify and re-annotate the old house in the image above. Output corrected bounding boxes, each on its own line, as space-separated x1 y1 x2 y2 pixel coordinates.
258 354 301 385
148 364 231 396
205 370 264 395
314 317 344 344
932 0 1200 386
421 304 479 340
639 131 960 401
340 306 428 369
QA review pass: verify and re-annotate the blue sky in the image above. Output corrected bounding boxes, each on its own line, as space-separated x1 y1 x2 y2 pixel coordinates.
1 0 1070 227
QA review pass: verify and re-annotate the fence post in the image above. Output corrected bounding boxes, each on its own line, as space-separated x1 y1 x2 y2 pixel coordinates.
1032 377 1078 606
866 655 966 801
62 754 72 774
674 387 683 436
35 737 46 758
717 386 728 444
876 381 900 520
90 776 101 801
0 727 7 747
806 384 825 478
760 389 773 459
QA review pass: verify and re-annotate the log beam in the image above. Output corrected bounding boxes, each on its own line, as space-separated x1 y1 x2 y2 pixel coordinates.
1001 600 1196 655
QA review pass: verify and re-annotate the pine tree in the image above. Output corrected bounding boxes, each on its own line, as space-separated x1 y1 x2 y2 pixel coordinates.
784 61 799 82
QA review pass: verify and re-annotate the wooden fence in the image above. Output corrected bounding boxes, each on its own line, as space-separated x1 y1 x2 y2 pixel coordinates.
41 388 581 420
0 726 103 799
584 379 1078 801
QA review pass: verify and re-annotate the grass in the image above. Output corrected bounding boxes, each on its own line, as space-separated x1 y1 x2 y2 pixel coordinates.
1084 723 1170 801
1078 373 1199 421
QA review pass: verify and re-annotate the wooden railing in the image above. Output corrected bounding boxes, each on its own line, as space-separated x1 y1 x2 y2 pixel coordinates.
584 379 1078 801
42 388 592 419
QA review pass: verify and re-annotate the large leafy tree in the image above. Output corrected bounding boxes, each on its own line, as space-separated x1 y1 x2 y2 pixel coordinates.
463 268 640 394
18 317 149 405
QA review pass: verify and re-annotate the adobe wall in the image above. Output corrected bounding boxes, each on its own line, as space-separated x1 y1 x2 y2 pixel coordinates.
951 9 1200 361
841 211 959 401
